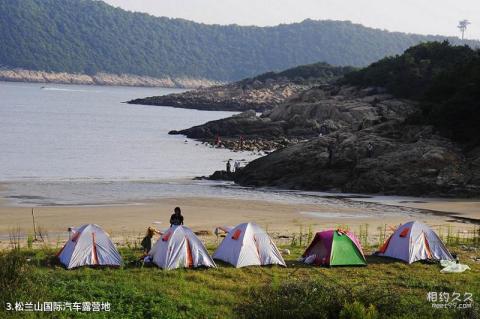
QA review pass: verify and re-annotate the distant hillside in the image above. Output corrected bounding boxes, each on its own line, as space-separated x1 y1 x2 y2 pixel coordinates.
343 41 480 147
1 0 478 82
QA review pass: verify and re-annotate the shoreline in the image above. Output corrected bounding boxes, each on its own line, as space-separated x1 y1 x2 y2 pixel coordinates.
0 69 223 89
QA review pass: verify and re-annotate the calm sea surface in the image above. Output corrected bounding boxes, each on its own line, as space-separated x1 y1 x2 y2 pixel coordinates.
0 81 268 205
0 81 257 182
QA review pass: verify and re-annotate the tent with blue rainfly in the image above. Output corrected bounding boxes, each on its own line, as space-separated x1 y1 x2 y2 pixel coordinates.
376 221 453 264
57 224 122 269
302 229 367 266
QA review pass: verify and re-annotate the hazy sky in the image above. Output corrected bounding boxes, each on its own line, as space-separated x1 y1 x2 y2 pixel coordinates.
104 0 479 40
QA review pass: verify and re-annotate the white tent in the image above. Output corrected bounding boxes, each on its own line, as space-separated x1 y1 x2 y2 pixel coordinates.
149 225 216 270
376 221 454 264
213 222 286 268
57 224 122 269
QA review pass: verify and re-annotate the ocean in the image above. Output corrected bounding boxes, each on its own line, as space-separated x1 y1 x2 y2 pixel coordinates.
0 81 258 182
0 81 263 205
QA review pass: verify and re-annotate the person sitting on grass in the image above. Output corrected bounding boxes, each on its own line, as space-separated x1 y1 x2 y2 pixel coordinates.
140 227 159 255
170 206 184 227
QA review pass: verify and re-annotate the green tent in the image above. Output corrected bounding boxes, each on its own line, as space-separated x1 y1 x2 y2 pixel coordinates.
302 229 367 266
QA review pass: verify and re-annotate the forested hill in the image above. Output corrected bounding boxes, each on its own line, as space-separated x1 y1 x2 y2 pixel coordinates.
241 62 355 84
1 0 478 82
343 42 480 147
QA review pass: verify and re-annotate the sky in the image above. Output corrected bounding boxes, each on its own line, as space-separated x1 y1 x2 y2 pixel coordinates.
103 0 479 40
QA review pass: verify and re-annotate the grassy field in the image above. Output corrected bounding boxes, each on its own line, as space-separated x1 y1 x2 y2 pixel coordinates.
1 240 479 318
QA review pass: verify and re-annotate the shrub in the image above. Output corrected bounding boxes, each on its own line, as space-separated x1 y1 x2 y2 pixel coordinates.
0 249 33 304
236 278 477 319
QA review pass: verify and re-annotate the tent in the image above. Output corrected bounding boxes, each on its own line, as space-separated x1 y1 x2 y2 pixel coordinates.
57 224 122 269
376 221 453 264
302 229 366 266
149 225 216 270
213 222 286 268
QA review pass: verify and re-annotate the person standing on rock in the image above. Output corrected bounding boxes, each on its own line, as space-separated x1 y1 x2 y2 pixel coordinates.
226 160 232 174
215 134 221 146
320 124 329 136
234 161 241 172
239 135 244 150
327 142 334 166
367 142 374 158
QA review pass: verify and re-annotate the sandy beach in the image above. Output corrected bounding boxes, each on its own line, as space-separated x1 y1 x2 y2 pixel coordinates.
0 195 478 249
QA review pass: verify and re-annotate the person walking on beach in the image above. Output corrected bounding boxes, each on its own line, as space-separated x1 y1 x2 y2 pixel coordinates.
170 207 184 227
226 160 232 174
140 227 159 254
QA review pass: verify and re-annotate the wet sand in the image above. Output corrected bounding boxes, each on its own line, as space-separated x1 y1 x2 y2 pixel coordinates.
396 200 480 219
0 196 478 249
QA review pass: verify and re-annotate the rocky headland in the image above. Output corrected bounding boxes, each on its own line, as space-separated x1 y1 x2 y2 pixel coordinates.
171 83 480 197
169 85 415 149
129 81 306 112
129 63 354 112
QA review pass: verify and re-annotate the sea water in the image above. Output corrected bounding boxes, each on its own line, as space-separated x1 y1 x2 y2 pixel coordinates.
0 81 263 205
0 81 258 182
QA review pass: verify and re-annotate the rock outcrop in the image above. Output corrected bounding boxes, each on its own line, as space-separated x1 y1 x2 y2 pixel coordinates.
235 121 480 197
169 110 302 151
172 83 479 197
129 62 354 111
169 85 418 150
227 85 480 196
170 110 281 139
130 81 310 112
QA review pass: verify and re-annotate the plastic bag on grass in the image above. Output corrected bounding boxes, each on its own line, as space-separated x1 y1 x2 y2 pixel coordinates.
440 260 470 273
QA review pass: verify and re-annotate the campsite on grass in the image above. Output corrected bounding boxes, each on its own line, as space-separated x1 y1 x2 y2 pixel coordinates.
1 220 478 318
53 221 460 270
